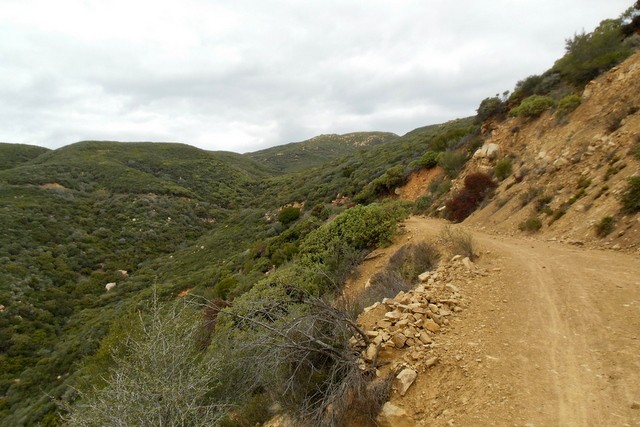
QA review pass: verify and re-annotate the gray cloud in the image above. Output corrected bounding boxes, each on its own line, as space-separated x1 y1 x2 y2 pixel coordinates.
0 0 633 152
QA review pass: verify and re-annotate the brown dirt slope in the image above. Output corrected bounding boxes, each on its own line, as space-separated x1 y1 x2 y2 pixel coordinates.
463 51 640 252
350 217 640 426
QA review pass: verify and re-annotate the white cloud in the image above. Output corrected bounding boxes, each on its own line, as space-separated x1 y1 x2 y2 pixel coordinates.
0 0 633 152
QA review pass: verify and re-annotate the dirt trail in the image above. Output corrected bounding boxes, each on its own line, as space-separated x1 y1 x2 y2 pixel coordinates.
356 217 640 426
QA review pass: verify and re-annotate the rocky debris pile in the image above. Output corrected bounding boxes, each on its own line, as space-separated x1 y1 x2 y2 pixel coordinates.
353 255 487 393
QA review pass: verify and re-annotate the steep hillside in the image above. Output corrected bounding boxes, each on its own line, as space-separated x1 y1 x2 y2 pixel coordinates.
462 51 640 251
0 144 49 171
247 132 398 173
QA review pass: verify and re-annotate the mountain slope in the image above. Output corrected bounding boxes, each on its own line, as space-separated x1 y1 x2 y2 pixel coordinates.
463 51 640 250
0 143 49 171
247 132 398 173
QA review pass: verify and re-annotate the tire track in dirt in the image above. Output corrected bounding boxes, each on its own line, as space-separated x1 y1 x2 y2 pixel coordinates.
366 217 640 426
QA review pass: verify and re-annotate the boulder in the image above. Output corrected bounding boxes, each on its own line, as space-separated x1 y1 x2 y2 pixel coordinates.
473 143 500 160
105 282 116 292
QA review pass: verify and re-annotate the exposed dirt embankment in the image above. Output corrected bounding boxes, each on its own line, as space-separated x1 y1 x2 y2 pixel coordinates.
350 216 640 426
464 51 640 251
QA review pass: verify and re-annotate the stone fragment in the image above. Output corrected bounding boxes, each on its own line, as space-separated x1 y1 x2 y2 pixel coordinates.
396 368 418 396
418 332 432 345
376 403 416 427
446 283 460 293
462 257 474 270
391 333 407 348
377 319 392 329
423 318 441 333
385 310 403 320
428 303 439 314
418 271 431 282
364 343 378 361
425 356 438 368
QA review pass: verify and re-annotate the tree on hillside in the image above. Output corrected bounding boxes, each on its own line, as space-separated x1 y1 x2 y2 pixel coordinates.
553 18 633 86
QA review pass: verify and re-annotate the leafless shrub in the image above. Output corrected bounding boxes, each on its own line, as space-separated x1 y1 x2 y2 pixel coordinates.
357 242 440 310
439 226 476 260
61 295 227 427
207 288 389 426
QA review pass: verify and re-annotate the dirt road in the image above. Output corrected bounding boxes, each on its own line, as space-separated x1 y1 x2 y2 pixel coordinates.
355 217 640 426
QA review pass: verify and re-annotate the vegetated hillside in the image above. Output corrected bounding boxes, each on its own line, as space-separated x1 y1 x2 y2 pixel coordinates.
0 141 273 208
0 141 279 425
0 143 50 171
0 122 481 425
458 50 640 251
254 118 480 209
247 131 398 173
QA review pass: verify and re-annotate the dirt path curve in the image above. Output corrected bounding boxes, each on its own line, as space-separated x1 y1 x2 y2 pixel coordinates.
369 217 640 426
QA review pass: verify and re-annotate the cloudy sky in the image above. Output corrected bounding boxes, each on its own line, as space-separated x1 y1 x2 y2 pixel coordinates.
0 0 633 153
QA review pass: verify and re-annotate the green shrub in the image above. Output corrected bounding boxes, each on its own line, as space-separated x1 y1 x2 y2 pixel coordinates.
476 97 506 123
437 151 468 178
556 94 582 116
416 151 439 169
509 95 556 118
631 140 640 161
621 176 640 213
278 206 301 225
494 158 513 181
413 195 433 215
519 217 543 232
595 216 616 237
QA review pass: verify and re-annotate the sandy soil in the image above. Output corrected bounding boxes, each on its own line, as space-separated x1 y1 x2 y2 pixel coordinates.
350 216 640 426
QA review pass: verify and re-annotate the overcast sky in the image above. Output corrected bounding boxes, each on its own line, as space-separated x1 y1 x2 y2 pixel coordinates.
0 0 633 153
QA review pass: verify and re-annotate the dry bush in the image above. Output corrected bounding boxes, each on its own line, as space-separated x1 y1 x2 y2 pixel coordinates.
439 226 476 260
209 289 389 426
358 242 440 309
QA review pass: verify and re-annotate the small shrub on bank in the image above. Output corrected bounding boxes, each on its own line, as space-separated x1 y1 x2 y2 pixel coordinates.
621 176 640 213
556 94 582 117
494 158 513 181
278 207 301 225
509 95 555 118
595 216 616 237
439 226 475 260
438 151 468 178
630 140 640 161
358 242 440 309
416 151 439 169
519 217 543 232
413 195 433 215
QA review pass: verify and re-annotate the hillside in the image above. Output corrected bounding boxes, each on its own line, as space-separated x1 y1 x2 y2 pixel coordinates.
0 144 50 171
463 50 640 251
248 132 398 173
